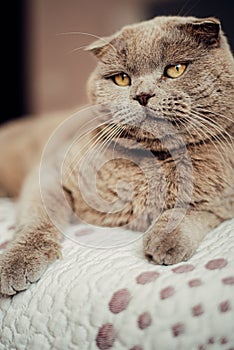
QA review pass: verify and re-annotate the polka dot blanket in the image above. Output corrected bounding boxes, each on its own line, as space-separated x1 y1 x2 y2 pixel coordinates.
0 198 234 350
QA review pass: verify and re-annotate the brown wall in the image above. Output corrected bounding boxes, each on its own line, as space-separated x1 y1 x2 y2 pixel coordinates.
26 0 148 115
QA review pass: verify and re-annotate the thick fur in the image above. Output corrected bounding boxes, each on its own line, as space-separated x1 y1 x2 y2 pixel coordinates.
0 16 233 295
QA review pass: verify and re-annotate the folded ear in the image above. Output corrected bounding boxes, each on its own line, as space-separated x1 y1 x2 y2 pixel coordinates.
85 32 119 58
182 17 221 48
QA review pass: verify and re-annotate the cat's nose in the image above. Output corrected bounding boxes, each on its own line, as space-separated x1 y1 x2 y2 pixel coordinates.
134 93 155 106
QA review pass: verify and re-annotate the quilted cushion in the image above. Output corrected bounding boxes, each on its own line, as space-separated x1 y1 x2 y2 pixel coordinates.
0 198 234 350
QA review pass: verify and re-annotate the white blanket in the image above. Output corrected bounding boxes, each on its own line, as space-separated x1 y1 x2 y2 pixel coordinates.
0 198 234 350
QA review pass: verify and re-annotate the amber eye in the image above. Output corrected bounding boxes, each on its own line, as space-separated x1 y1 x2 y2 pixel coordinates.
165 64 187 79
112 73 131 87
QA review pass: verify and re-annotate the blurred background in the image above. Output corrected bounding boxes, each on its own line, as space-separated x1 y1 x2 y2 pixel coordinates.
1 0 233 124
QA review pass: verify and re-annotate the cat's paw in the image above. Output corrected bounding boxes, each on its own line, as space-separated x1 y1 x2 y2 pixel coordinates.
0 241 61 296
143 227 194 265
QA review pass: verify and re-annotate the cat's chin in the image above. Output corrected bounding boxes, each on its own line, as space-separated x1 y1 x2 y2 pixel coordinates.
112 114 188 153
95 106 203 153
114 133 185 154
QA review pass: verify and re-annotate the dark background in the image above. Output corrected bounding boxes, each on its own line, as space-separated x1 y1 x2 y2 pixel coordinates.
1 0 233 125
2 0 26 124
147 0 234 49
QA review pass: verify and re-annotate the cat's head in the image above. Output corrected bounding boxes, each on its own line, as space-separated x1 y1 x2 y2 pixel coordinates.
86 16 234 151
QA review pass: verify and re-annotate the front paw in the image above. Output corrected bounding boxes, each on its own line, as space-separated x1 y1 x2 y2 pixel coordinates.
143 228 194 265
0 241 61 296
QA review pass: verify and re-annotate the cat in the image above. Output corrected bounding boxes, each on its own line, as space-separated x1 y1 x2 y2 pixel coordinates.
0 15 233 296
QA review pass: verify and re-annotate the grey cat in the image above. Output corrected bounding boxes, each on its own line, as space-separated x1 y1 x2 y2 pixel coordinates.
0 15 233 295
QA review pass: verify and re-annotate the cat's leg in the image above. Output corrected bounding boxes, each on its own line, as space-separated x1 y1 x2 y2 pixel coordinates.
143 209 222 265
0 166 69 295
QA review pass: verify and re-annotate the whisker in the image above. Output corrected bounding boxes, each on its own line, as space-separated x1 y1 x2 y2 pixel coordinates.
188 118 227 166
72 123 117 167
179 118 205 154
194 106 234 124
190 111 231 147
188 112 232 169
111 125 124 158
69 114 116 159
67 114 127 179
94 122 124 159
69 45 89 54
58 31 117 54
62 121 119 183
191 110 234 150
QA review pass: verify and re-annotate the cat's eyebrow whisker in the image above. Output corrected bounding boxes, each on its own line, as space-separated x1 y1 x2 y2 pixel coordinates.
177 0 194 16
58 31 118 54
69 45 89 54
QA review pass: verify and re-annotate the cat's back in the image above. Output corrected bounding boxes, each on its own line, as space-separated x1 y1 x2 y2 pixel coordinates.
0 111 72 197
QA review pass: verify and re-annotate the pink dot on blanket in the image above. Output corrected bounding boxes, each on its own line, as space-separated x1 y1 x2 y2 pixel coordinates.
75 228 94 236
220 337 228 344
137 312 152 329
160 286 175 300
207 337 215 344
0 240 10 250
96 323 116 350
109 288 131 314
222 276 234 285
192 304 204 317
198 345 205 350
205 258 227 270
172 264 194 273
136 271 160 284
129 347 143 350
171 323 185 337
219 300 231 313
188 279 202 287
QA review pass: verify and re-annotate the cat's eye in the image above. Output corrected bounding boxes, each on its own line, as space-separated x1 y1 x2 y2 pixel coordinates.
165 64 187 79
111 73 131 87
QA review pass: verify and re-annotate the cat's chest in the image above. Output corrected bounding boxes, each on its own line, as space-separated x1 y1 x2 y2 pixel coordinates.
71 147 193 229
64 142 232 229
